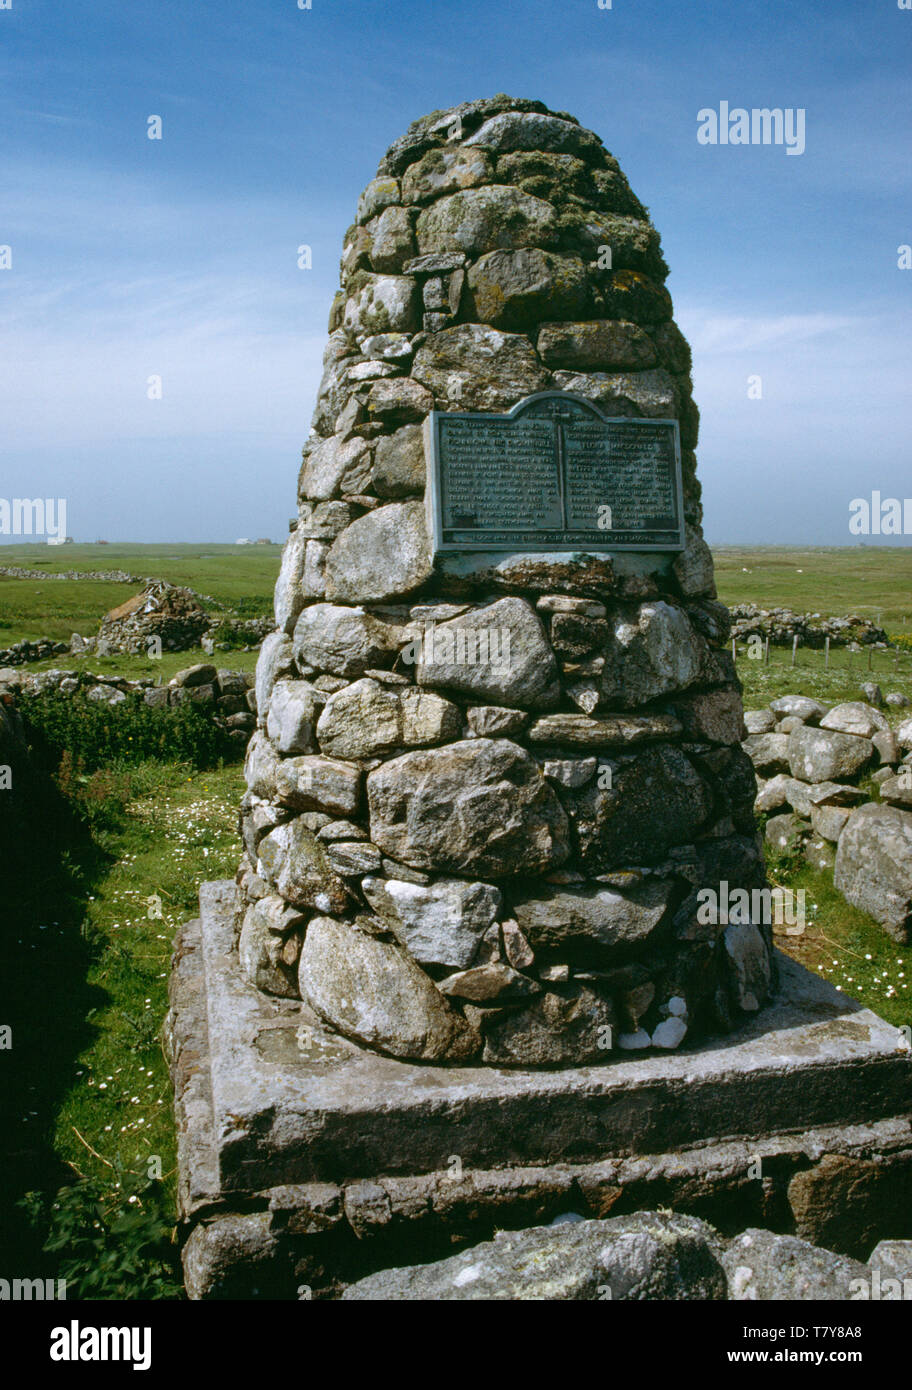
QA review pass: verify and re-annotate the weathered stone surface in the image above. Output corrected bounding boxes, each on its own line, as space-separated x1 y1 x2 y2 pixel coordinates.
315 679 460 758
551 368 676 418
511 879 673 959
356 176 400 225
300 435 372 501
868 1239 912 1282
324 842 384 876
744 709 777 735
265 679 323 756
365 206 415 273
371 424 425 498
367 738 570 877
743 732 791 775
257 821 349 914
177 886 912 1197
244 730 280 799
297 916 475 1061
765 812 804 850
527 712 681 747
819 701 890 738
770 695 828 724
789 1153 912 1261
413 597 558 708
343 275 419 337
674 688 744 745
324 501 433 604
274 754 360 816
569 745 713 872
411 323 549 411
439 963 539 1003
567 211 666 274
482 985 617 1067
172 662 217 688
723 1229 868 1301
401 145 494 204
366 376 434 422
537 319 657 371
809 803 852 843
466 110 602 157
598 269 672 325
254 632 296 723
542 757 597 788
466 250 590 329
182 1212 281 1301
296 500 352 540
466 705 528 738
723 924 772 1012
598 602 708 709
415 185 559 258
292 604 401 678
834 802 912 942
238 899 304 998
873 728 899 766
346 1210 728 1300
880 772 912 807
362 875 502 969
672 524 717 599
273 528 307 633
788 726 874 783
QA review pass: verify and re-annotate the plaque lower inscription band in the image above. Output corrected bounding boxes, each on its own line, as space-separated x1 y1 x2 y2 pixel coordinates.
425 391 685 555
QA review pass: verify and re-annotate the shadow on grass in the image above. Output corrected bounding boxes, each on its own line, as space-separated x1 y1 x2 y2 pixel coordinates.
0 760 110 1271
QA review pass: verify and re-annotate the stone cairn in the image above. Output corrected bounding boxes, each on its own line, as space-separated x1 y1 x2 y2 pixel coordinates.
97 581 211 654
237 96 774 1068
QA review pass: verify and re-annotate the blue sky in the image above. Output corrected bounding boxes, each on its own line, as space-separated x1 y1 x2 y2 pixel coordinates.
1 0 909 544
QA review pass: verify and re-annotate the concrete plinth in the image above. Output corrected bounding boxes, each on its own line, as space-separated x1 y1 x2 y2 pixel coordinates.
166 881 912 1298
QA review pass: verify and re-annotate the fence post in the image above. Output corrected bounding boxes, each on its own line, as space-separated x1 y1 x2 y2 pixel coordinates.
731 637 736 664
791 634 798 667
825 636 830 670
765 636 770 666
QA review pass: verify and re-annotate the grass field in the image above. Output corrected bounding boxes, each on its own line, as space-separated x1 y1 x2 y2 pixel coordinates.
714 545 912 633
0 542 282 646
2 539 912 653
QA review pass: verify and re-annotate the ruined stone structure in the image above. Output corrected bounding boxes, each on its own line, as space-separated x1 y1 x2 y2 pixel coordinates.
237 96 774 1066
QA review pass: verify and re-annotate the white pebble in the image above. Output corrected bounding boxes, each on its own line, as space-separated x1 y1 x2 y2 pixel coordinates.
652 1017 688 1049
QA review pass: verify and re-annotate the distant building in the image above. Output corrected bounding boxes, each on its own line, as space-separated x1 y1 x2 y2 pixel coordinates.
235 537 253 546
47 536 74 545
255 538 272 546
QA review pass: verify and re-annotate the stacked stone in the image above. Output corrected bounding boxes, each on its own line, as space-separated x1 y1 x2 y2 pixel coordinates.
237 97 774 1068
97 582 211 655
731 605 888 650
747 695 912 942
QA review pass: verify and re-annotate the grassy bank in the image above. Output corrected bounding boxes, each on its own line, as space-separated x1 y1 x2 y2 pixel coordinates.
1 739 244 1298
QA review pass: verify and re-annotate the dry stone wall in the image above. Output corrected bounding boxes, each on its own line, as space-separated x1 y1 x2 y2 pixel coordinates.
237 97 775 1067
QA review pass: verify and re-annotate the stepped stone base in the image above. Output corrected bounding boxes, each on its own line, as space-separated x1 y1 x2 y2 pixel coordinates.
165 880 912 1298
